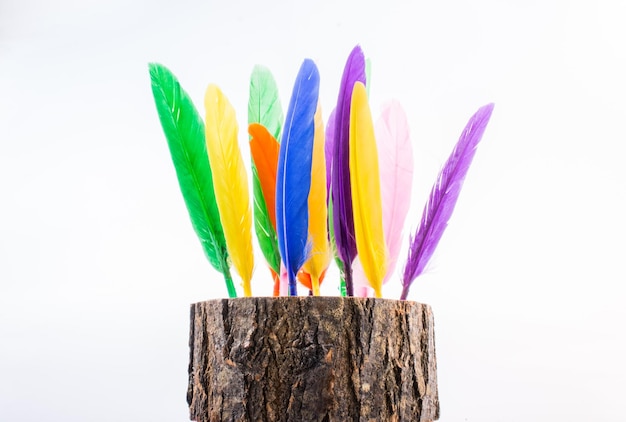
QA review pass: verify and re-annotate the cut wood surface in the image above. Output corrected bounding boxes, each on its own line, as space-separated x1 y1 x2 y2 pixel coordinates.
188 297 439 421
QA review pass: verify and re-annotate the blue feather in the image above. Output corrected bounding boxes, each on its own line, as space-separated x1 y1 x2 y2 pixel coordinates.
276 59 320 296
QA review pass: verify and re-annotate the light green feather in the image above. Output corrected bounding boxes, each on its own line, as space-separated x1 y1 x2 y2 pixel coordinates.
248 65 284 140
247 65 283 280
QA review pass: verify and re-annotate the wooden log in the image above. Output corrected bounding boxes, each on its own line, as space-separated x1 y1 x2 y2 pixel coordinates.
187 297 439 422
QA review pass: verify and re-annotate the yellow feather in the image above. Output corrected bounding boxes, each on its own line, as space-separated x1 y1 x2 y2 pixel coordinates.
349 82 387 298
302 102 331 296
204 84 254 296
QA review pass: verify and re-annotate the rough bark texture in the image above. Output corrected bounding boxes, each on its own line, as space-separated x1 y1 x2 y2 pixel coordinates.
188 297 439 422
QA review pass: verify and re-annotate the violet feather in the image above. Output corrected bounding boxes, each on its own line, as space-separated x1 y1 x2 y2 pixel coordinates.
331 45 367 296
401 103 495 300
276 59 320 296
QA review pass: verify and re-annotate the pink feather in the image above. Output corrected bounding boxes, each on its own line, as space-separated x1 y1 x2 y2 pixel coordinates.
351 257 373 297
352 100 414 294
377 101 414 284
279 263 289 296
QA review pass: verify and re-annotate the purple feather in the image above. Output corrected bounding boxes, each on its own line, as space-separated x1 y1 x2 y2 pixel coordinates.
401 103 495 300
331 45 366 296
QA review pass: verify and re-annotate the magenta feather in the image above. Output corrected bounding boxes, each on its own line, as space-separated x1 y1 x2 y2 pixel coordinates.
331 45 366 296
276 59 320 296
401 103 495 299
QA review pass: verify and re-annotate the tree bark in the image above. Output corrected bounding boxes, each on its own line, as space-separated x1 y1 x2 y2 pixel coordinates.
188 297 439 422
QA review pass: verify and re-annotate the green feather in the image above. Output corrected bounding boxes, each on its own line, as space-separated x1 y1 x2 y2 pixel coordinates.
251 165 281 274
247 65 284 279
248 65 284 140
327 193 346 296
148 63 236 297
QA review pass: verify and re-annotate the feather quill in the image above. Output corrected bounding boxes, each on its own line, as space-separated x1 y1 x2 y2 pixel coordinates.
401 103 495 299
276 59 320 296
301 103 331 296
349 82 387 298
148 63 235 297
331 45 367 296
204 84 255 297
377 100 414 284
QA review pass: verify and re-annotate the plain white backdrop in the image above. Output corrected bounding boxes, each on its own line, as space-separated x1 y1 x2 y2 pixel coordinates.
1 0 625 420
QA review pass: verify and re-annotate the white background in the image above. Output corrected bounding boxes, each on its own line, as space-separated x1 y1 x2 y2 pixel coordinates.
1 0 625 420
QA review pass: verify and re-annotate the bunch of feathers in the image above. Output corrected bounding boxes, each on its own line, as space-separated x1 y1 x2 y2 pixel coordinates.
149 45 494 300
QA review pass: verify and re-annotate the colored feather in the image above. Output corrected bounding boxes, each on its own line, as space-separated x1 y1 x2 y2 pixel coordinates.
352 255 372 297
301 103 331 296
249 124 280 229
250 162 281 279
148 63 235 298
377 100 414 284
331 45 367 296
279 263 289 296
248 124 281 279
204 84 255 297
276 59 320 296
349 82 387 298
401 103 495 299
247 66 283 294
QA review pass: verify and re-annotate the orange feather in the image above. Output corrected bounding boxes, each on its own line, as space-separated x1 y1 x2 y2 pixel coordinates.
248 123 280 230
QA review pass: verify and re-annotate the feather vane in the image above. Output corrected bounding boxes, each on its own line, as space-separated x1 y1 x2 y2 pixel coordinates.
248 65 283 139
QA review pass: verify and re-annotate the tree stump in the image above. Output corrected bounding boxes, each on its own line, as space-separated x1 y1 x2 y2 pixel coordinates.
187 297 439 421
